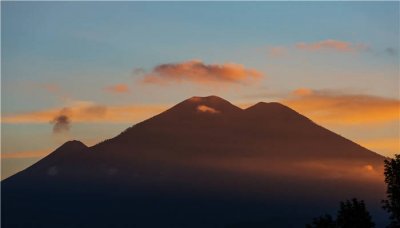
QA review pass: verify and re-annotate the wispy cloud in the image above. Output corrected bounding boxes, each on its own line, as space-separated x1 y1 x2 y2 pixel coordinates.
2 101 168 124
2 149 51 159
142 60 263 85
267 39 368 58
295 39 368 52
282 88 400 125
104 84 130 94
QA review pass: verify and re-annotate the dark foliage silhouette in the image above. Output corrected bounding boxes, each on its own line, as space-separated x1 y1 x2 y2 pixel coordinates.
383 154 400 227
336 198 375 228
307 198 374 228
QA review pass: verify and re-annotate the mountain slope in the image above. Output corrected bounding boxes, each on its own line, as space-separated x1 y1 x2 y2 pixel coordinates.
1 96 387 228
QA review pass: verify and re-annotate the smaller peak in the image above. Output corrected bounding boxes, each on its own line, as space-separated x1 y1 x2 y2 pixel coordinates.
253 101 268 106
38 140 88 162
244 101 312 122
59 140 87 150
264 102 289 108
245 101 289 111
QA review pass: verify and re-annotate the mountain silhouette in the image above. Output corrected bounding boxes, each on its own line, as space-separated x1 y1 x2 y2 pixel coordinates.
2 96 387 228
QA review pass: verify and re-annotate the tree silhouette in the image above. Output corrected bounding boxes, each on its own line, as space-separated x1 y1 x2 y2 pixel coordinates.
383 154 400 227
306 198 374 228
306 214 336 228
336 198 374 228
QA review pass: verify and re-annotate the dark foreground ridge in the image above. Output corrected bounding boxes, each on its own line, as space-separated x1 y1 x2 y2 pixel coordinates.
2 96 387 228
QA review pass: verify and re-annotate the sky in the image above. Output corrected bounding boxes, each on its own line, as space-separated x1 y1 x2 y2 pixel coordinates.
1 1 399 179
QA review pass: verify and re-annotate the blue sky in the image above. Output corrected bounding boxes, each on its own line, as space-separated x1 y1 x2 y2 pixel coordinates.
2 2 399 179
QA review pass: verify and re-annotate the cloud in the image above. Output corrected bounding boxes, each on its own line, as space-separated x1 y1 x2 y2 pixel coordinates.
197 105 220 114
49 107 72 133
293 88 314 96
2 149 51 159
267 39 368 57
142 60 263 85
295 39 367 52
104 84 130 94
47 105 107 133
51 114 71 133
2 101 168 124
282 88 400 125
82 105 108 116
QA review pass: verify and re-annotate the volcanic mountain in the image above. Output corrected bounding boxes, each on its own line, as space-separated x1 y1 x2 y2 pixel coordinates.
2 96 387 228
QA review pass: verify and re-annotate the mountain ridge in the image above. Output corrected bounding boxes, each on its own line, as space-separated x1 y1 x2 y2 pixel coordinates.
1 95 387 228
3 95 384 183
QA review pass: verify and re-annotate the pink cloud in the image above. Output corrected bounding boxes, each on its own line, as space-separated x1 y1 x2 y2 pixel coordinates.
142 60 263 85
104 84 130 94
282 88 400 124
296 39 367 52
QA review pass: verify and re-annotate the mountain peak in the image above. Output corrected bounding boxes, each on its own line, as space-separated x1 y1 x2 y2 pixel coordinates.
2 140 90 181
59 140 87 151
45 140 88 159
166 95 242 115
244 101 312 122
246 101 289 111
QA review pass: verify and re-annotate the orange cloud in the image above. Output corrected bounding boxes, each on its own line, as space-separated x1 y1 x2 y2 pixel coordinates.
2 101 168 124
293 88 313 96
197 105 220 114
296 39 367 52
282 89 400 125
104 84 130 94
142 60 263 85
2 149 51 159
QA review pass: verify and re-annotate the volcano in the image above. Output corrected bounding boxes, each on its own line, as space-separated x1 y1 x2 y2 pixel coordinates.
1 96 387 228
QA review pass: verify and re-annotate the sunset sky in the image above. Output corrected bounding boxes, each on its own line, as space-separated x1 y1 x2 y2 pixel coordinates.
1 2 399 179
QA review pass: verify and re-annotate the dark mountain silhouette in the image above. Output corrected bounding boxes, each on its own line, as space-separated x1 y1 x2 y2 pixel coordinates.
2 96 387 228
